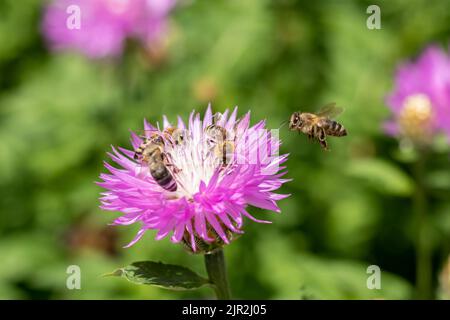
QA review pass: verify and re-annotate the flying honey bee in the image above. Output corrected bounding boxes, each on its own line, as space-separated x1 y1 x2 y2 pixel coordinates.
134 134 178 191
205 113 235 166
288 103 347 150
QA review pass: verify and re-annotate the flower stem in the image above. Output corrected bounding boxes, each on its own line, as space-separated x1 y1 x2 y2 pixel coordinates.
204 248 231 300
413 151 432 299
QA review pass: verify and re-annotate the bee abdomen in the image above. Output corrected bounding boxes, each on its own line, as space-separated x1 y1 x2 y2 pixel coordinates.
326 120 347 137
150 165 177 191
157 172 177 191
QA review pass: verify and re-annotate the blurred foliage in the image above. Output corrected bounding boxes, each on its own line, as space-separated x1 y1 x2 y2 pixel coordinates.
0 0 449 299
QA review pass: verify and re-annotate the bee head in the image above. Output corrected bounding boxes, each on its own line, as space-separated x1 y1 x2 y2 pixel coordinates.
172 129 185 145
289 112 302 130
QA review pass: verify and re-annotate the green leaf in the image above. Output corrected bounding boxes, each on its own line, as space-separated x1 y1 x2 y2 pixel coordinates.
105 261 211 291
346 159 414 196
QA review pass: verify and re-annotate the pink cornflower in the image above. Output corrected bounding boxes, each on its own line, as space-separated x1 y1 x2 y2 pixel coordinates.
385 45 450 145
42 0 175 58
98 106 290 252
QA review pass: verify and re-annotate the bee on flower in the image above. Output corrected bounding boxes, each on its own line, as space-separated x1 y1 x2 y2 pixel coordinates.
98 106 290 253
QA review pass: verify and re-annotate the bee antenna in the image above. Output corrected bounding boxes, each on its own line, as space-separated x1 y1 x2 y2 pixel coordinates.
135 128 158 137
279 120 289 128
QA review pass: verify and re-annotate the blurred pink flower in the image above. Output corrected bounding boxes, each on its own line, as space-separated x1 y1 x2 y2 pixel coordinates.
98 106 290 252
385 45 450 144
42 0 176 58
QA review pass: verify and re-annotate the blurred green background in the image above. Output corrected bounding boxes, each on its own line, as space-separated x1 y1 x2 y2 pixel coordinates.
0 0 449 299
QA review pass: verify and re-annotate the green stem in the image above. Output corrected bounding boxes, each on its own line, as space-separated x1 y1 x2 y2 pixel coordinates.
413 151 432 299
204 248 231 300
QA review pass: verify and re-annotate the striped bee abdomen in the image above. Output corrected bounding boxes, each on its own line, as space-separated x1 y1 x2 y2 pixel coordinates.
325 120 347 137
149 163 177 191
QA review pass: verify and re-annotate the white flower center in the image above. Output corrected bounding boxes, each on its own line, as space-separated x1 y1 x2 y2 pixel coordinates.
399 93 434 142
165 130 223 198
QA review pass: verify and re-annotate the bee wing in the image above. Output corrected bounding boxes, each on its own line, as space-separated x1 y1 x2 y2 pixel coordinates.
316 103 344 118
279 119 290 128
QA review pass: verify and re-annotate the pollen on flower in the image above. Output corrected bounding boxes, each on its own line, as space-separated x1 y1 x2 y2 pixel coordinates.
98 105 290 253
398 94 434 143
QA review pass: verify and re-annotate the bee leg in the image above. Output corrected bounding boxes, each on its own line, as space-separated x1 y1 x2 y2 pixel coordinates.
167 164 182 174
161 152 169 163
161 153 182 173
318 128 328 150
165 162 182 174
319 138 328 150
